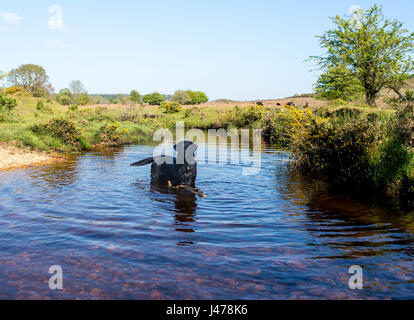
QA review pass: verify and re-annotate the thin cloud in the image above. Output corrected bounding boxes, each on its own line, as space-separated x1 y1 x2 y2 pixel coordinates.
0 11 23 25
48 5 64 30
0 26 10 31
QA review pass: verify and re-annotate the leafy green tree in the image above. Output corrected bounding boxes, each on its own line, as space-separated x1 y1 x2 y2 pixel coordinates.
78 93 90 105
129 90 141 104
187 91 208 105
312 5 414 106
315 64 364 100
55 88 73 105
7 64 54 97
171 90 192 105
143 92 165 105
118 94 127 105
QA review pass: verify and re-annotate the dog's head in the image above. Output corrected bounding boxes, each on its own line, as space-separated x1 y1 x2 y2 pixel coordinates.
174 140 198 164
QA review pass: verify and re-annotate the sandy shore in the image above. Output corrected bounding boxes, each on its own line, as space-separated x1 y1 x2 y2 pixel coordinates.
0 143 62 171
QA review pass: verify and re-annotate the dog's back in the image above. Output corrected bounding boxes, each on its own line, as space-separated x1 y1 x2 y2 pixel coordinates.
131 141 198 187
151 160 197 187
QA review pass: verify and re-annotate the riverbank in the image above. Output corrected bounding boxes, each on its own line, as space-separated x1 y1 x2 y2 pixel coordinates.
1 92 413 209
0 143 63 171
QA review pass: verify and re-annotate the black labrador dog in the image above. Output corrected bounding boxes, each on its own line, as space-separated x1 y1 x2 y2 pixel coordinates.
131 141 198 187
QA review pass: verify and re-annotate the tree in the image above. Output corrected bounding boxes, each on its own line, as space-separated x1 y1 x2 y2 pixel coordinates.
187 91 208 105
315 64 364 100
78 93 90 105
7 64 54 97
69 80 87 95
171 90 192 105
312 5 414 106
129 90 141 104
118 94 128 105
143 92 165 105
55 88 73 105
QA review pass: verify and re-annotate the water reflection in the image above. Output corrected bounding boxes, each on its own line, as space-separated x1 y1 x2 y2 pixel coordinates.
28 158 79 189
173 192 197 233
1 142 414 299
277 171 414 260
150 182 198 236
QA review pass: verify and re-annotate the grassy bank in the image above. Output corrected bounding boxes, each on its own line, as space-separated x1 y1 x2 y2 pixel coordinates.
0 92 326 152
1 90 413 209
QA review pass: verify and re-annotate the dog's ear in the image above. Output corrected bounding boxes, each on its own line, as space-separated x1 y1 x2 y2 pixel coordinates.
174 140 196 151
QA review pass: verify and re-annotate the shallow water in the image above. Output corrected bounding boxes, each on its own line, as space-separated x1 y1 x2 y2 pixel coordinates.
0 142 413 299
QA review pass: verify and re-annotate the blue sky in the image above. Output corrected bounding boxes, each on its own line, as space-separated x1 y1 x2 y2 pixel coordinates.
1 0 413 100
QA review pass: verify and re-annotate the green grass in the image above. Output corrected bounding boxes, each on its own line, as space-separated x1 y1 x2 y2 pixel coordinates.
0 95 231 151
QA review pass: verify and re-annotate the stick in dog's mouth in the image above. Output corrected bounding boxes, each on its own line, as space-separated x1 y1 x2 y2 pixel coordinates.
168 181 207 198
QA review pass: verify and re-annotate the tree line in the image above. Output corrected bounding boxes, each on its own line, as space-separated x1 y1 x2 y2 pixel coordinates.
0 64 208 106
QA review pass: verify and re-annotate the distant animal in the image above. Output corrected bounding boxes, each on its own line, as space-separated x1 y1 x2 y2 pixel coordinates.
131 141 198 187
256 101 264 106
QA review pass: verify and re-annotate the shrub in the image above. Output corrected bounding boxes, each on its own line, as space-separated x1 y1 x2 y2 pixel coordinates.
326 107 363 119
31 118 85 151
143 92 164 105
184 107 201 118
266 105 324 148
393 104 414 147
36 101 52 114
187 91 208 105
372 137 413 189
406 90 414 102
291 116 380 185
129 90 141 104
171 90 192 105
77 93 90 105
0 93 17 111
243 104 264 124
159 102 182 114
69 104 79 112
96 122 128 147
55 89 74 105
0 93 17 122
5 86 26 95
328 99 347 107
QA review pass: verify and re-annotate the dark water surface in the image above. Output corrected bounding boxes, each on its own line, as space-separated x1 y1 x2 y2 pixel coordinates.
0 142 413 299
